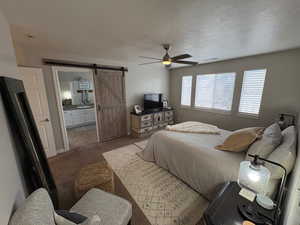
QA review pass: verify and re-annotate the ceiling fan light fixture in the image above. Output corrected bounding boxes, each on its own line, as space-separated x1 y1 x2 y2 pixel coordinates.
139 44 196 67
162 60 172 65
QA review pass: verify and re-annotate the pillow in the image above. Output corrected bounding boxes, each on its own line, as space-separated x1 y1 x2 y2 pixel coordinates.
246 123 282 160
54 213 101 225
55 210 87 224
266 126 296 179
55 213 76 225
215 127 264 152
9 188 55 225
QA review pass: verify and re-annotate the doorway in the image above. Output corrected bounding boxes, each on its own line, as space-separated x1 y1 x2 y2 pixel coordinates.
52 66 99 151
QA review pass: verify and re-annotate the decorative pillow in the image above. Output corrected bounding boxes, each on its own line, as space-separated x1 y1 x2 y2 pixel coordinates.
266 126 296 179
55 210 87 224
246 123 282 160
215 127 264 152
54 213 76 225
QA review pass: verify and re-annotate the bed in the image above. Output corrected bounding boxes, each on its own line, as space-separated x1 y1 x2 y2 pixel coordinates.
138 120 297 205
137 128 245 200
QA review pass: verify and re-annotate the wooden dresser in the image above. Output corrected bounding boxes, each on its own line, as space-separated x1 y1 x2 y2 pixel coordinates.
131 109 174 137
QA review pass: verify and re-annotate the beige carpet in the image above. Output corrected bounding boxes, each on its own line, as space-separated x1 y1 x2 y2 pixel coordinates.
103 142 208 225
67 124 97 149
134 139 148 149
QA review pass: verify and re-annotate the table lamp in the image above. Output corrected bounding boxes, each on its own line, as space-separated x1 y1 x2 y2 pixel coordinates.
238 155 270 195
237 154 287 225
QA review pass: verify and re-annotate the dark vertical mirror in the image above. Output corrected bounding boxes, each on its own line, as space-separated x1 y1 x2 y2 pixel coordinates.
0 76 58 208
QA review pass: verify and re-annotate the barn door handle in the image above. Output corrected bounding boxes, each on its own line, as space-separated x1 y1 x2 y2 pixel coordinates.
97 104 101 111
42 118 50 122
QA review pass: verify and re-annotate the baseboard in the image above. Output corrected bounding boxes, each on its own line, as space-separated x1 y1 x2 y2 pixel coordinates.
56 148 65 154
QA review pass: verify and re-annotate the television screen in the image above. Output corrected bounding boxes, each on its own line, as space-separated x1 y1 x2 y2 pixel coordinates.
144 94 159 102
144 93 163 110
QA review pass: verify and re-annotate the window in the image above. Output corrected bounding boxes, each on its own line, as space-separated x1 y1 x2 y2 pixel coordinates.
195 73 236 111
239 69 267 115
180 76 193 106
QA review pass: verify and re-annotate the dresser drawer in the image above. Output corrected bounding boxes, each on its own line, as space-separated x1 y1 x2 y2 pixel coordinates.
141 114 152 121
141 127 153 133
165 115 173 121
159 122 168 128
164 111 173 117
141 120 152 128
132 126 153 134
153 112 164 124
168 120 174 125
153 125 159 130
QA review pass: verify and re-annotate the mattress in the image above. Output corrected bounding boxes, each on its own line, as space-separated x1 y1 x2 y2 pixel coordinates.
137 129 246 200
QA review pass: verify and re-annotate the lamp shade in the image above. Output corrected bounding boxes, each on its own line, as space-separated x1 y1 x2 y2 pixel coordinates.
238 161 271 195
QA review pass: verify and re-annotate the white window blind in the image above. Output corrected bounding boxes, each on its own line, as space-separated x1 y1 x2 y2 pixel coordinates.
181 76 193 106
239 69 267 115
195 73 236 111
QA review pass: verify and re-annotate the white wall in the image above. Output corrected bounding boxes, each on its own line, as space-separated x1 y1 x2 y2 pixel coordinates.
0 10 26 225
14 49 169 150
170 49 300 130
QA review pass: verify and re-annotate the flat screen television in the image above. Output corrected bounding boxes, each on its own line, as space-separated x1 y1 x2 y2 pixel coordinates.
144 93 163 110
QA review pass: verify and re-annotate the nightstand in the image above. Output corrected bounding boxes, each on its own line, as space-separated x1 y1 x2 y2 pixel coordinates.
203 182 276 225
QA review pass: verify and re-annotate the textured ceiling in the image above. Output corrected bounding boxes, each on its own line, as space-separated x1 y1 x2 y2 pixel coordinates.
1 0 300 66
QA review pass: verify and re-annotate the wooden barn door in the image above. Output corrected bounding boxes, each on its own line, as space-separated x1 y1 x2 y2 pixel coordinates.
94 69 127 142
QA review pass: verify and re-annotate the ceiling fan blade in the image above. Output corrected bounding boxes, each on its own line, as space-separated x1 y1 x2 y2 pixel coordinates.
171 54 192 61
174 60 198 65
139 56 162 60
139 61 162 65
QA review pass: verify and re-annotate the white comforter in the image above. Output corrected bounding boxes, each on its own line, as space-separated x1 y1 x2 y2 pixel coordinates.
166 121 220 134
137 129 246 200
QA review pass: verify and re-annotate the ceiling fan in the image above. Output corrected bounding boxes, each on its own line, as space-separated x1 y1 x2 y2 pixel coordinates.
139 44 198 67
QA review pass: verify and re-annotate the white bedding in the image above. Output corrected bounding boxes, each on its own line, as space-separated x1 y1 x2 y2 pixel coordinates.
137 129 246 200
166 121 220 134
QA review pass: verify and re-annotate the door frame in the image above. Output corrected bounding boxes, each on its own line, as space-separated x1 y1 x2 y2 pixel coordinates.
52 66 100 152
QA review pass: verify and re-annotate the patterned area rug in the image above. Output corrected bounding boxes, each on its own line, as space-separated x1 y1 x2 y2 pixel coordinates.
103 141 208 225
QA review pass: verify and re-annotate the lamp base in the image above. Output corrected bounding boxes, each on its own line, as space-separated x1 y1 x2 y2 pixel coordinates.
238 203 273 225
256 194 275 210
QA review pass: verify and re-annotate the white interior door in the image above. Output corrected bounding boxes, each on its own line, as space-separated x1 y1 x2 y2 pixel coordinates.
18 66 57 158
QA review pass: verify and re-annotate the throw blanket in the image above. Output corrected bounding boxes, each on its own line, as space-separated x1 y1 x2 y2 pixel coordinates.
166 121 220 134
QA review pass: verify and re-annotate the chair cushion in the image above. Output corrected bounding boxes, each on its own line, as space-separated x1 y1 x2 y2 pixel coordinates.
246 123 282 160
81 215 102 225
70 188 132 225
9 188 55 225
55 210 87 224
55 213 101 225
54 213 77 225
